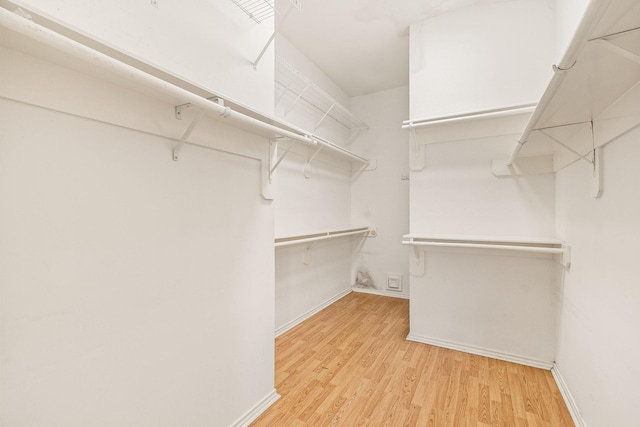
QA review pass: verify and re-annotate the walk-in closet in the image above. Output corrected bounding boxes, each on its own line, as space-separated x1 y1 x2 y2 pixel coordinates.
1 0 638 426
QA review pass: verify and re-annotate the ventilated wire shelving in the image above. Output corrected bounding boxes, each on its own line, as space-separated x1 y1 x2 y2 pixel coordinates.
275 56 369 146
230 0 275 23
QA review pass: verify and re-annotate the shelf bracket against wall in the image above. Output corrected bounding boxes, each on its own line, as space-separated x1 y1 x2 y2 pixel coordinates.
539 125 595 166
592 38 640 66
284 83 311 116
253 32 275 70
591 147 603 199
269 138 295 176
313 103 335 131
409 127 426 171
173 104 206 161
303 145 323 178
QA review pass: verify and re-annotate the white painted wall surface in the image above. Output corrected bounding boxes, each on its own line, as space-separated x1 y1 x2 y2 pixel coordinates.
0 99 276 427
0 3 279 425
350 86 410 297
272 35 359 333
411 134 556 237
409 0 554 119
9 0 275 114
273 147 354 333
409 250 559 366
554 126 640 427
553 0 590 62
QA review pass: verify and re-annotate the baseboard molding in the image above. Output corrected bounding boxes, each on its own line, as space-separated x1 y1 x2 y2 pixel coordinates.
351 286 409 300
406 333 554 370
230 389 280 427
551 364 587 427
275 288 351 337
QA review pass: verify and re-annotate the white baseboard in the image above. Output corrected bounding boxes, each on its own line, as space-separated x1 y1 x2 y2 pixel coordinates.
551 364 587 427
230 389 280 427
351 286 409 299
406 333 554 370
275 288 351 337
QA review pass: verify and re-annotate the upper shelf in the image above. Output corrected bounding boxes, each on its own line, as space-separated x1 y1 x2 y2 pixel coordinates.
0 5 370 170
509 0 640 170
275 56 369 145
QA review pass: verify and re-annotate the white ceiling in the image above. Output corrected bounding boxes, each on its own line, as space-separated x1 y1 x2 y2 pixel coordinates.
276 0 504 97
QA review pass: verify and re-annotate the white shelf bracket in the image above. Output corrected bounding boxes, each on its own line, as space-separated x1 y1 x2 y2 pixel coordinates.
593 39 640 66
409 243 426 277
554 244 572 269
592 147 603 198
539 125 595 166
284 83 311 116
173 104 206 161
261 139 278 200
409 127 426 171
253 32 275 71
313 103 335 131
304 145 323 179
269 138 295 176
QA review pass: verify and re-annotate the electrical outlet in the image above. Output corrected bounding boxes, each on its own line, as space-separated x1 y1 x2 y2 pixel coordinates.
151 0 159 8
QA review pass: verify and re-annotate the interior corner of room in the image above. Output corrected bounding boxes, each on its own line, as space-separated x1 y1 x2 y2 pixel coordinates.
1 0 638 426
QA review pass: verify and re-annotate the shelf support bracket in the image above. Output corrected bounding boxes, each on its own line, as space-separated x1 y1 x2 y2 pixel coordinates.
409 127 426 171
409 243 426 277
593 39 640 66
285 83 311 116
269 139 295 176
173 104 206 161
539 127 594 165
253 32 275 71
313 103 335 131
304 146 323 179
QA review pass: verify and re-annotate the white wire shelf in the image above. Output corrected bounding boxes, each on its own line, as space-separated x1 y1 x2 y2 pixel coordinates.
507 0 640 176
275 56 369 145
230 0 276 23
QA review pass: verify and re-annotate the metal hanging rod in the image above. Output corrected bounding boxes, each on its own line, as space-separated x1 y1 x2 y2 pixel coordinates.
402 104 536 130
0 8 316 150
275 227 371 247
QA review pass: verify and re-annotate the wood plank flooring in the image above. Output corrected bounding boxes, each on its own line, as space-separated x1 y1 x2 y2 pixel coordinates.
251 292 574 427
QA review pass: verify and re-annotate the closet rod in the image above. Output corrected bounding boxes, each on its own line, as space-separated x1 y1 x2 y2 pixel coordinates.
506 0 616 165
275 228 369 247
0 7 315 147
402 104 536 129
402 240 564 255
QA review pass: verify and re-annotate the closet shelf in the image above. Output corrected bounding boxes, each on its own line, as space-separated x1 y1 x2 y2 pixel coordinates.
230 0 275 24
402 234 565 255
507 0 640 172
275 56 369 145
0 7 370 171
275 226 372 247
402 234 570 275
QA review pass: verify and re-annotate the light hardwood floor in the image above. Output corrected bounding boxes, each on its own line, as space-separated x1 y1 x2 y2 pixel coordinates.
251 292 574 427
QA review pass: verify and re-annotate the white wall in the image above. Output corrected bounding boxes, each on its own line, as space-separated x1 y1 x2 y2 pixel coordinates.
0 2 278 426
554 126 640 427
273 150 354 334
350 86 410 297
0 99 276 427
553 0 590 62
272 34 357 333
411 134 556 237
9 0 275 114
409 0 554 118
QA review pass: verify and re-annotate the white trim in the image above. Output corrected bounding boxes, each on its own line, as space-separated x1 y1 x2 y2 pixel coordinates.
351 287 409 300
551 364 587 427
406 333 554 370
275 289 351 337
230 389 280 427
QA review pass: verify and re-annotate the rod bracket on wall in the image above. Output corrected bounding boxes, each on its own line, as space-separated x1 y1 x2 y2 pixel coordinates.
304 145 323 179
